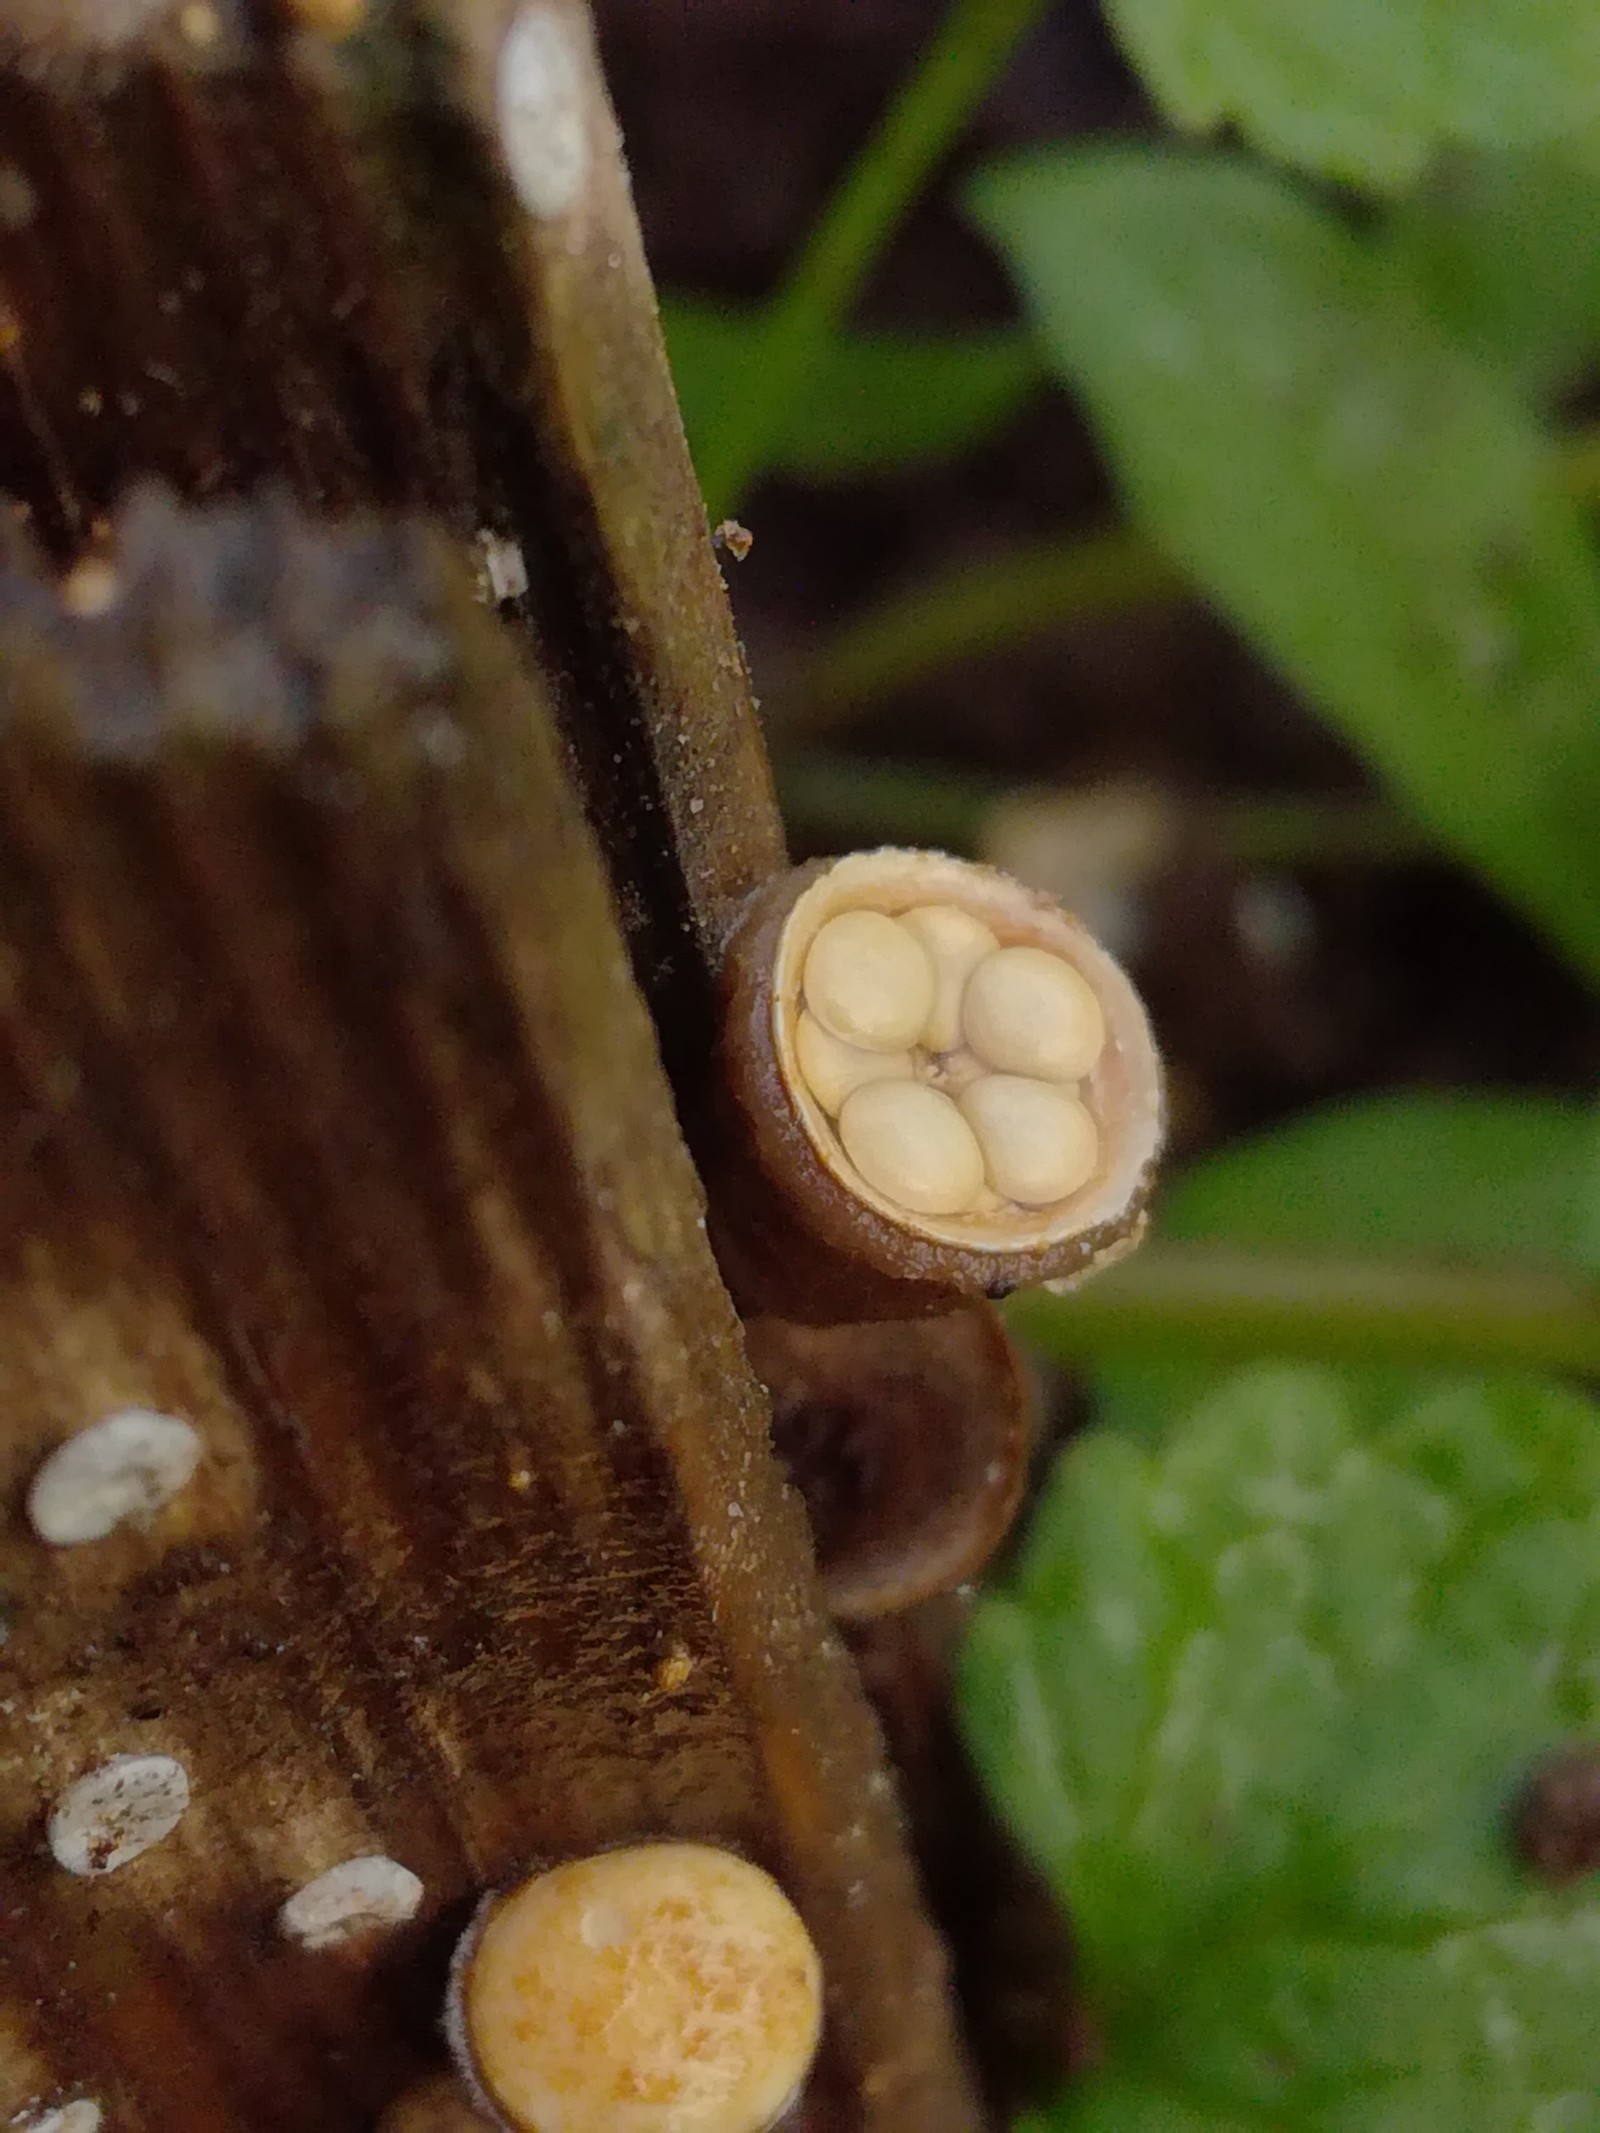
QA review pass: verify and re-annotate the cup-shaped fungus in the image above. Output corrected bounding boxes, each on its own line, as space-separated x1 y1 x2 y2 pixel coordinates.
449 1843 822 2133
713 850 1162 1318
746 1304 1031 1620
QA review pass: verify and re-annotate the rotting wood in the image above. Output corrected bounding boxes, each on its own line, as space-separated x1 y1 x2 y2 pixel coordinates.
0 0 782 1090
0 5 999 2123
0 493 980 2128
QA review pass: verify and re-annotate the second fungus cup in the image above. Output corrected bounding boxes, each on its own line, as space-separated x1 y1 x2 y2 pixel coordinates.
746 1303 1032 1619
449 1843 823 2133
713 848 1163 1318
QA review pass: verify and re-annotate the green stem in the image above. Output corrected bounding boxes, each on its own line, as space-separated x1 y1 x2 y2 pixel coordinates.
785 423 1600 732
1007 1245 1600 1378
776 752 999 849
695 0 1054 523
774 752 1430 867
788 527 1180 732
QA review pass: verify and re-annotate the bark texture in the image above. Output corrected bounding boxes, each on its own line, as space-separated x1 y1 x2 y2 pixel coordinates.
0 4 981 2124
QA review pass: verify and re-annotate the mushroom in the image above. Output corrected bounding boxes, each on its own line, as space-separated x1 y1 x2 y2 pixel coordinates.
447 1842 823 2133
746 1302 1032 1620
711 849 1163 1319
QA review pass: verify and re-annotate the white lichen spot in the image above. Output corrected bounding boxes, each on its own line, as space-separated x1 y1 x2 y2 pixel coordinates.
471 530 529 605
27 1409 202 1545
414 715 466 769
49 1753 190 1876
496 4 588 220
279 1854 424 1950
16 2102 103 2133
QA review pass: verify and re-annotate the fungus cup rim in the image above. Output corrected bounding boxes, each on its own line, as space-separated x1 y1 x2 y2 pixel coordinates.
719 850 1163 1296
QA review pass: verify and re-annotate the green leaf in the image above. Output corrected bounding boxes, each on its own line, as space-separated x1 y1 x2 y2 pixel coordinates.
1154 1092 1599 1270
1380 152 1600 396
969 149 1600 984
660 298 1041 482
1100 0 1600 193
1068 1091 1599 1438
960 1365 1600 2129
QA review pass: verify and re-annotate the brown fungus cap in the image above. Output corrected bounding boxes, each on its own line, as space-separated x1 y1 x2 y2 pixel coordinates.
713 850 1163 1319
747 1304 1032 1620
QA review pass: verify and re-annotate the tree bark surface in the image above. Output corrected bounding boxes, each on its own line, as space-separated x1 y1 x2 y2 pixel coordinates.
0 5 982 2126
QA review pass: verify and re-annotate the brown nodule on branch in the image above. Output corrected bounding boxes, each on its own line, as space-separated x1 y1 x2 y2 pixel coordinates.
749 1306 1032 1621
708 850 1164 1321
1511 1744 1600 1888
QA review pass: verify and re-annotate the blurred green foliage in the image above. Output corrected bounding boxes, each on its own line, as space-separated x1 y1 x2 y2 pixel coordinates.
1380 153 1600 397
1099 0 1600 192
971 148 1600 983
961 1365 1600 2130
1017 1093 1600 1432
659 1 1600 2119
662 300 1040 481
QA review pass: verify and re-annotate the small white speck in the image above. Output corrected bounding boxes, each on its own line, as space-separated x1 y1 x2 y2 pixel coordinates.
688 797 705 816
727 1502 743 1521
415 715 466 768
497 4 588 220
27 1410 202 1546
471 529 528 604
279 1854 424 1949
49 1753 190 1876
577 1898 629 1951
984 1461 1004 1485
16 2101 103 2133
